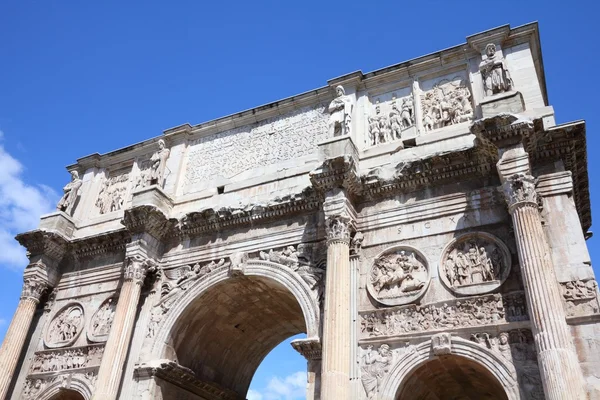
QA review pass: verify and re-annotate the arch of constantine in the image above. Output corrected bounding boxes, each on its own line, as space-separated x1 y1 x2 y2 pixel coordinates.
0 22 598 400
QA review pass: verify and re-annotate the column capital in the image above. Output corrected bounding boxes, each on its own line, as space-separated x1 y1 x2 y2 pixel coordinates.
124 254 158 285
501 173 538 213
20 275 49 303
291 337 322 361
325 215 353 245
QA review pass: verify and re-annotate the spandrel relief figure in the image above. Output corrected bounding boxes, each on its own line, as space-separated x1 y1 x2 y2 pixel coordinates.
149 139 170 187
367 247 429 306
441 233 511 295
421 77 473 132
88 298 116 341
361 344 393 398
479 43 513 96
57 170 82 216
260 245 324 290
45 304 84 348
327 85 352 137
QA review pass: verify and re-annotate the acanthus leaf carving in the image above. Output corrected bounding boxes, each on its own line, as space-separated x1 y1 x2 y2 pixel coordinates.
124 255 157 285
325 215 352 244
21 276 49 303
501 173 538 211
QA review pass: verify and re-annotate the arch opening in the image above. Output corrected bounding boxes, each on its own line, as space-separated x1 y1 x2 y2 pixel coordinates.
396 355 509 400
47 389 85 400
166 274 308 398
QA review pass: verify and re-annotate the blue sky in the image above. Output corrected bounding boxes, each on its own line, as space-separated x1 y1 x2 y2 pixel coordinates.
0 1 597 399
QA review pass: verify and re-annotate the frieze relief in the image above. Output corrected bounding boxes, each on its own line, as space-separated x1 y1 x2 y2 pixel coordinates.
440 232 512 296
30 344 104 375
182 103 329 194
44 303 85 349
95 168 131 215
259 244 325 290
561 279 599 316
367 90 414 147
360 292 527 339
367 246 430 306
360 342 416 399
421 75 473 132
87 297 117 342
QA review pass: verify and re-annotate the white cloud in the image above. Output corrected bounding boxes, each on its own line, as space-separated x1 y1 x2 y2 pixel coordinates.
0 318 6 326
0 138 57 270
251 371 307 400
247 389 263 400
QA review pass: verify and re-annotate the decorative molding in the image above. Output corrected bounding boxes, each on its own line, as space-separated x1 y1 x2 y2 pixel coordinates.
70 230 130 259
309 155 361 196
122 205 178 240
291 337 322 361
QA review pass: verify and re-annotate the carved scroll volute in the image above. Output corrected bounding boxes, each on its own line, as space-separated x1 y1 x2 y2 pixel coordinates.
501 173 538 213
325 215 352 245
124 255 157 285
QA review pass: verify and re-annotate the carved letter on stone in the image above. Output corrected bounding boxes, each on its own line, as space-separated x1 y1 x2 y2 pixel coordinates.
57 170 82 216
328 85 352 137
431 332 452 355
44 303 85 348
367 246 430 306
88 297 117 342
440 232 511 295
479 43 513 97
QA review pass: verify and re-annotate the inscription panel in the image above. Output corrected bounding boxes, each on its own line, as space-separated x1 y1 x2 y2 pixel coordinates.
183 104 329 194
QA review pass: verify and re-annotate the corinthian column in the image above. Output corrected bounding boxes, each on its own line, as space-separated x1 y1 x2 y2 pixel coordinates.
93 255 156 400
0 277 47 399
502 172 586 400
320 214 353 399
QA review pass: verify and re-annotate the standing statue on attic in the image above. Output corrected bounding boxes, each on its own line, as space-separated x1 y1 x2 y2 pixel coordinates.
149 139 170 188
328 85 352 137
57 170 82 216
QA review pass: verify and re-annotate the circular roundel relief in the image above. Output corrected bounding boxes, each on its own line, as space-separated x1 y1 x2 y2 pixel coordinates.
367 245 430 306
439 232 512 296
44 303 84 348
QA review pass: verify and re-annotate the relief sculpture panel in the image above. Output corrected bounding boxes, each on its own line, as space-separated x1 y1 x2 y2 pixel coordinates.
95 167 132 215
367 246 430 306
440 232 511 296
183 104 329 194
420 72 473 132
367 88 414 147
44 303 85 349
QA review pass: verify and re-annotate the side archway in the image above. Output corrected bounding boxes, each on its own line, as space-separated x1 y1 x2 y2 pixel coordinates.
378 336 520 400
35 376 92 400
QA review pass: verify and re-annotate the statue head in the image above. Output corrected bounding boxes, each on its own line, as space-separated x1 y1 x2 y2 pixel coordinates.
379 344 390 355
335 85 345 97
485 43 497 58
499 332 509 345
70 170 79 180
158 139 166 150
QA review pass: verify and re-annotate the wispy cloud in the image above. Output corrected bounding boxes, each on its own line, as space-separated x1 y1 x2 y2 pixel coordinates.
0 131 57 269
250 371 307 400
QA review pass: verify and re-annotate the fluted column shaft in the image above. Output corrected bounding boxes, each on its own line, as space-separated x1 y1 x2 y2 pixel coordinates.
93 256 155 400
0 278 47 399
320 216 352 400
504 174 586 400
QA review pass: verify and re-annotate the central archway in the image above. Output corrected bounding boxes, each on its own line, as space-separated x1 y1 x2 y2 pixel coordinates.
149 260 321 398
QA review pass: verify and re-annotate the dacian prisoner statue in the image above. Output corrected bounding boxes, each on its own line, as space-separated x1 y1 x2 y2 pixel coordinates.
0 23 598 400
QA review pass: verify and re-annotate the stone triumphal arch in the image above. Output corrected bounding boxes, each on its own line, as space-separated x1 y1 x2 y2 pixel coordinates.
0 23 599 400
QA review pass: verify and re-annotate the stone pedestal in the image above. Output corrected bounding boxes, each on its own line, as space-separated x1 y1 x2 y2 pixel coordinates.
93 255 156 400
320 214 353 399
0 277 47 399
502 172 587 400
